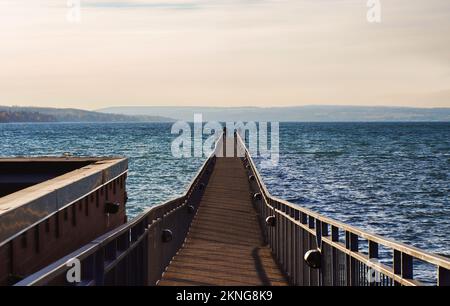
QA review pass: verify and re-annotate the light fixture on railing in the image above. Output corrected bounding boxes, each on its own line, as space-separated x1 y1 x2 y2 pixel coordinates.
265 215 276 227
253 193 262 201
187 205 195 214
105 202 120 214
162 229 173 243
304 249 321 269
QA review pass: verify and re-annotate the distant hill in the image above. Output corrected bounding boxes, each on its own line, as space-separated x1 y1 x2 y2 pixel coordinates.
0 110 57 123
97 105 450 122
0 106 173 123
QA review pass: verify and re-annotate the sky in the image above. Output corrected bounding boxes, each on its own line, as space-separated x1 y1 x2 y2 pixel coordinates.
0 0 449 110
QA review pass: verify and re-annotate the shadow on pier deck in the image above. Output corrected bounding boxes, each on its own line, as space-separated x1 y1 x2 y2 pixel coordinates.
159 157 287 286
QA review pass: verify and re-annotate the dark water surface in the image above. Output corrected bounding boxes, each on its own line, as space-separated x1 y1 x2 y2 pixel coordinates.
1 122 449 283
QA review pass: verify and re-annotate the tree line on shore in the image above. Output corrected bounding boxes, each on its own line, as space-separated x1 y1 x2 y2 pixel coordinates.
0 110 56 123
0 106 173 123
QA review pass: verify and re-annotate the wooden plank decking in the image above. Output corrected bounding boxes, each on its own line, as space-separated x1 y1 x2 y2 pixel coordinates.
158 157 288 286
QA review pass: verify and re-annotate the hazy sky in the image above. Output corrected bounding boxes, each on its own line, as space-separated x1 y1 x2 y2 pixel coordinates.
0 0 449 110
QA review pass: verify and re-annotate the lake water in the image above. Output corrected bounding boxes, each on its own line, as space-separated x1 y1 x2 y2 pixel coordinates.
1 122 449 283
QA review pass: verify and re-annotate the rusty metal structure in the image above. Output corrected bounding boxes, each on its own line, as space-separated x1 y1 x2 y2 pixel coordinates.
13 132 450 286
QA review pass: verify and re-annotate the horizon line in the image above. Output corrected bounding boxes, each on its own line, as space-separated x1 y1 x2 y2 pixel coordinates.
3 104 450 111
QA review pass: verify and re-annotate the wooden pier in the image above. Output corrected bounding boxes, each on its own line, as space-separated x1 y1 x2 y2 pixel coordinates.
159 157 287 286
15 132 450 286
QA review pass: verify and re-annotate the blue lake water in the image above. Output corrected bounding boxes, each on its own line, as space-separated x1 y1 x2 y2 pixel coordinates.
1 122 449 283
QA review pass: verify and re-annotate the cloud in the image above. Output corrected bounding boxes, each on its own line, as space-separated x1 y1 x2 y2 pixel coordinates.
84 1 200 10
0 0 449 109
82 0 269 10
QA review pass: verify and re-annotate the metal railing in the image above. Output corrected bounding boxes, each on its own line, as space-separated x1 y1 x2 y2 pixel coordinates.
236 132 450 286
15 135 223 286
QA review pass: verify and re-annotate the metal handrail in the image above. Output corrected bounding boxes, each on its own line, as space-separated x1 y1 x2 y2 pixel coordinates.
235 132 450 286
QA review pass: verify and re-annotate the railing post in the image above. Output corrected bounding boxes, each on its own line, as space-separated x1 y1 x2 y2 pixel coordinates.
368 241 378 259
438 267 450 286
293 209 300 285
345 231 358 286
368 241 379 286
319 222 328 286
280 204 286 272
393 250 401 286
401 253 413 280
94 249 105 286
275 204 281 267
394 250 413 285
308 216 315 229
300 212 307 225
299 212 308 285
321 222 329 238
331 226 339 286
306 216 318 285
316 220 322 249
287 207 293 283
147 219 163 286
284 205 288 274
142 230 149 285
314 219 322 286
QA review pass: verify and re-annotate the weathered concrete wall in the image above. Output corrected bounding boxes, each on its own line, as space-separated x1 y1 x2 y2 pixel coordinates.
0 159 128 285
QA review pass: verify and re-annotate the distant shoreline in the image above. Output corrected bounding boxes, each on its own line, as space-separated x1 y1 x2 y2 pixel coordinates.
0 106 174 123
1 105 449 123
97 105 450 122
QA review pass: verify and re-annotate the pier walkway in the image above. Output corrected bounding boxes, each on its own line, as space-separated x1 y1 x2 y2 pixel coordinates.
159 157 287 286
